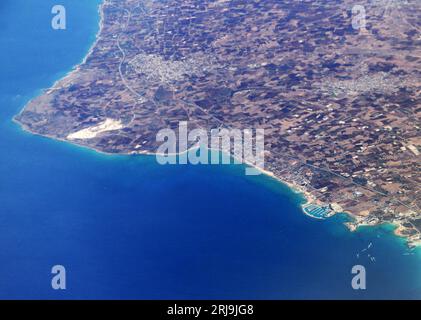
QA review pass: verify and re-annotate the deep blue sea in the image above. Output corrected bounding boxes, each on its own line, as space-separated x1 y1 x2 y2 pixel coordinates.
0 0 420 299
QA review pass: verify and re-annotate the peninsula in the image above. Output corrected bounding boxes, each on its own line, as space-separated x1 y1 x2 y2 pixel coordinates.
15 0 421 246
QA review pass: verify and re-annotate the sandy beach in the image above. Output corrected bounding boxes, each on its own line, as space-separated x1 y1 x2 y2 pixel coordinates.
67 118 123 140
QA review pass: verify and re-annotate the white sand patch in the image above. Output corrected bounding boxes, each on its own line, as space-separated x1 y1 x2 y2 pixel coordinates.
407 144 419 156
67 118 123 140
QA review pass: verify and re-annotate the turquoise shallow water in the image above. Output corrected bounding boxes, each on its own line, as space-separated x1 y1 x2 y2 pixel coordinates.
0 0 420 299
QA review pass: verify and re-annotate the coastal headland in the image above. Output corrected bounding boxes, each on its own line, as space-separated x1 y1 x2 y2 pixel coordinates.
14 0 421 247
